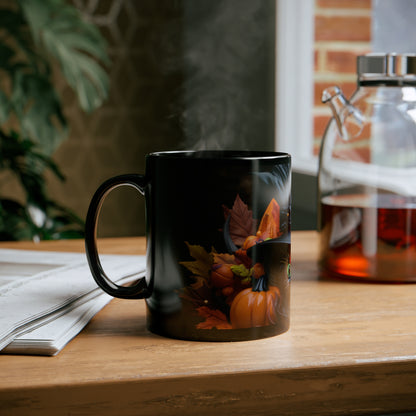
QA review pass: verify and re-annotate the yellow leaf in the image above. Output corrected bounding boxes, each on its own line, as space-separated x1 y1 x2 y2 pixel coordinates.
180 242 213 282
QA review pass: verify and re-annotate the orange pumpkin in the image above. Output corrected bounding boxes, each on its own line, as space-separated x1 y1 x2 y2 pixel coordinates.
230 278 280 329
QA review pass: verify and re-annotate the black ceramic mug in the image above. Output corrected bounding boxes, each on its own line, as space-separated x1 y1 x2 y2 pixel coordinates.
85 150 291 341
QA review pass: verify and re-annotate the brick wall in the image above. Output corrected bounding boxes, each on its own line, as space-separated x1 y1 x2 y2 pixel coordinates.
313 0 372 155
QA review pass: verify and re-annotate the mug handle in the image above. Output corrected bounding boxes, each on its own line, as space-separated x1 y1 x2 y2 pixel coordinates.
85 174 151 299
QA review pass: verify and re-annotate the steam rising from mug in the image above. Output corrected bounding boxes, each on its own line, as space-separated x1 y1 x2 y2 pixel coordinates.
177 0 275 150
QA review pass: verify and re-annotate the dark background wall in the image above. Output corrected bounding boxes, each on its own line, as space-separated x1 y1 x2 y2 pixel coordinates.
45 0 277 237
292 172 318 230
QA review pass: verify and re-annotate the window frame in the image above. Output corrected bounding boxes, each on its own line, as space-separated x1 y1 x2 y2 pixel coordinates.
275 0 317 175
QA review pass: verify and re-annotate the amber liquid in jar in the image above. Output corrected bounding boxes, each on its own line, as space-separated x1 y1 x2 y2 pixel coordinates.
320 194 416 282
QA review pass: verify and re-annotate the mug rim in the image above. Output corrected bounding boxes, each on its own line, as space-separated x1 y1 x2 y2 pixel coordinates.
147 150 291 161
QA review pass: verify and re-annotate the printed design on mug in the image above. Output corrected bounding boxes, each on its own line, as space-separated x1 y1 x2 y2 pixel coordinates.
180 195 290 330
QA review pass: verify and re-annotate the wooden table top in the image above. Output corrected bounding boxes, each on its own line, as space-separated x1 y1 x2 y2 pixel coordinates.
1 231 416 416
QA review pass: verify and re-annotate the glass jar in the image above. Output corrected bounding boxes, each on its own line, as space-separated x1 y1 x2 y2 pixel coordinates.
318 53 416 282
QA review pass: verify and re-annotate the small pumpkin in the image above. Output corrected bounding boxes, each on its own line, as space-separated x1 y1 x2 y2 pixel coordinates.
210 263 234 288
230 275 280 329
251 263 265 279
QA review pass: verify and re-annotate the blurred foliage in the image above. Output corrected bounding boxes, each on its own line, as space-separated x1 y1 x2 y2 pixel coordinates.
0 0 109 240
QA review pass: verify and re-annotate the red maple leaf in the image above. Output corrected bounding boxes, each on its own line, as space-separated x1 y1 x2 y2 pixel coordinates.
196 306 232 329
224 195 257 247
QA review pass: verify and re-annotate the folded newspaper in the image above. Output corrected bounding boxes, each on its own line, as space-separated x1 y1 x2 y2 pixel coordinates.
0 249 145 356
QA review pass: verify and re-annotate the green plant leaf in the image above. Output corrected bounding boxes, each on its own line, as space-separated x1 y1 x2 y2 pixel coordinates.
0 8 42 71
19 0 110 113
0 0 105 240
0 130 63 209
0 91 10 123
0 43 15 70
0 198 33 241
11 71 67 154
0 9 26 45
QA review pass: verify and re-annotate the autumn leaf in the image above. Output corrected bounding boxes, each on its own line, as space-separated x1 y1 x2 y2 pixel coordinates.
196 306 232 329
224 194 257 246
180 242 213 288
180 283 214 307
234 248 253 269
213 252 236 266
257 198 281 240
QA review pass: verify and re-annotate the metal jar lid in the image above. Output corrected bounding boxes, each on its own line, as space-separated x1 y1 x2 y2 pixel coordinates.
357 53 416 84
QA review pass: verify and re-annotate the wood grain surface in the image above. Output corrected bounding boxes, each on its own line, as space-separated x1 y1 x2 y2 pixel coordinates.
1 231 415 415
